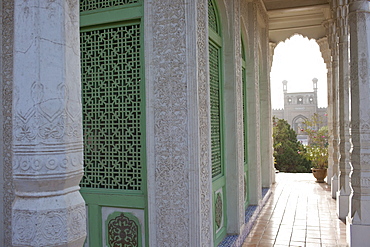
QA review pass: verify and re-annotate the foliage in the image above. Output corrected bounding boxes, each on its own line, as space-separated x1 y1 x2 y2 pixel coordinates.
272 117 311 173
304 145 328 169
303 113 329 169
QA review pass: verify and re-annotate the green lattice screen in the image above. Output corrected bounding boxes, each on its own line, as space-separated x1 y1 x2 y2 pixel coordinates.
80 23 143 191
242 66 247 165
208 0 219 34
210 42 222 178
80 0 139 12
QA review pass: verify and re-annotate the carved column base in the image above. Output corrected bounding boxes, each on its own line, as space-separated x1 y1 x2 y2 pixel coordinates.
12 191 86 247
347 217 370 247
336 191 350 220
331 174 338 199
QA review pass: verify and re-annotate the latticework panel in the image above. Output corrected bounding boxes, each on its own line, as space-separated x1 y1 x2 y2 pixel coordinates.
208 0 219 34
209 42 222 178
242 66 247 165
80 0 139 12
80 23 143 191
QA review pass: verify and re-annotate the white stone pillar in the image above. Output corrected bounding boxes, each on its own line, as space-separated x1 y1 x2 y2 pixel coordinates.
12 1 86 246
347 0 370 245
317 37 333 186
335 0 352 220
245 1 262 205
269 42 277 184
327 16 340 198
223 0 246 235
260 26 273 189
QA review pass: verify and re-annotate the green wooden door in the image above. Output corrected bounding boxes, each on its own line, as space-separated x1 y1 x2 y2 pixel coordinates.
208 0 227 245
79 1 146 246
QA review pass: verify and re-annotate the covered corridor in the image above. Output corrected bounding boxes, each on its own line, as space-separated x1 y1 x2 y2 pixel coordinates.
242 173 347 247
2 0 370 246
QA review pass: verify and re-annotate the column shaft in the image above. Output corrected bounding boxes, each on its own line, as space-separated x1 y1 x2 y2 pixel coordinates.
347 0 370 245
245 1 262 205
12 1 86 246
336 0 352 220
327 17 340 198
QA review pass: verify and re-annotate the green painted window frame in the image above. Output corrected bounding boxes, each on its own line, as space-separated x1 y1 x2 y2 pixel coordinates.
80 2 147 246
241 37 249 208
208 0 227 245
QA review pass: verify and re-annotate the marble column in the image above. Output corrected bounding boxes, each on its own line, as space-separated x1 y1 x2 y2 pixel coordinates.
245 0 262 205
335 0 352 220
223 0 245 234
269 42 277 184
317 37 333 186
12 0 86 246
260 26 273 189
326 16 340 198
347 0 370 245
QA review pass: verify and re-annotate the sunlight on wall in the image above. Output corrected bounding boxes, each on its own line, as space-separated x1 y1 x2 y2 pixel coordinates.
270 35 328 109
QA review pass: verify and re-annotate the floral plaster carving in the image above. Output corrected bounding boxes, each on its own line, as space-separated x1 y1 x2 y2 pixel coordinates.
13 204 86 246
197 0 213 245
150 0 190 245
2 0 15 245
13 151 83 174
14 82 82 143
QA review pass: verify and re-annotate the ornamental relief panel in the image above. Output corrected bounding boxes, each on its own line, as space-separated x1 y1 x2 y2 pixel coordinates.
197 0 213 245
149 0 190 245
3 0 15 245
13 204 86 246
107 213 140 247
14 82 82 144
13 151 83 174
215 192 223 231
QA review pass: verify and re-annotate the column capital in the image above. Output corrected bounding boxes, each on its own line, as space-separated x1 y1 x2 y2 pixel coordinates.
317 37 332 66
348 0 370 12
336 0 349 38
268 42 276 70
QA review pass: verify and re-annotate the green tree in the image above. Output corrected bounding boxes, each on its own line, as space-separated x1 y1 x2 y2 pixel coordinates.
273 117 311 172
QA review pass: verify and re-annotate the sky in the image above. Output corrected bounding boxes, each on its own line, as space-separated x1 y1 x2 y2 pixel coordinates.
270 35 328 109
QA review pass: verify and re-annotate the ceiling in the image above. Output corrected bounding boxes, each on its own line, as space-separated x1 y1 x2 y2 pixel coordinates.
263 0 331 43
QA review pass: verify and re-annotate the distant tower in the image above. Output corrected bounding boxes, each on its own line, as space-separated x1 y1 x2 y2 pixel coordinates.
312 78 318 105
282 80 288 93
282 80 288 118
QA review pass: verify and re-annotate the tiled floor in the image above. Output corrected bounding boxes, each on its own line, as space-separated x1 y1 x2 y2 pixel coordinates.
242 173 348 247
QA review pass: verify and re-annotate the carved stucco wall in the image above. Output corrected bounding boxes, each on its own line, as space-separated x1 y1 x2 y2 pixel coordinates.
2 0 14 245
196 0 213 245
147 1 189 244
145 0 213 245
233 0 245 233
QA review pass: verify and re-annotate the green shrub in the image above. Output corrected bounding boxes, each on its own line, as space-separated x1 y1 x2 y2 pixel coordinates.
273 117 311 173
